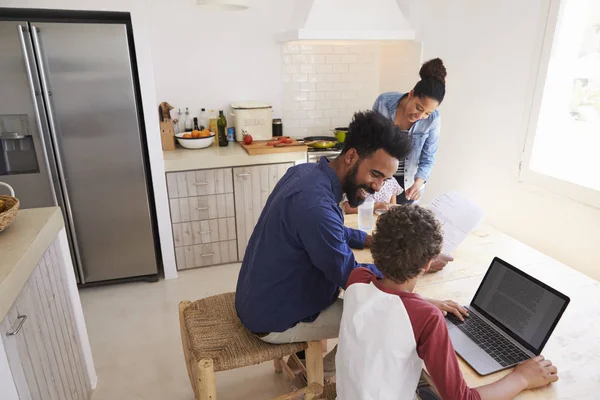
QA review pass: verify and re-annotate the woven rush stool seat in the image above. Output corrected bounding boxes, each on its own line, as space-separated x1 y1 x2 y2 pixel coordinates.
183 292 307 371
179 292 324 400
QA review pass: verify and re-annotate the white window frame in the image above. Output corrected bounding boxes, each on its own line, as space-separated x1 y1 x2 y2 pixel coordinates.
520 0 600 209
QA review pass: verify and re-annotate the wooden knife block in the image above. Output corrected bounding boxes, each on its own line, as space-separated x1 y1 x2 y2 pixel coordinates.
160 121 176 151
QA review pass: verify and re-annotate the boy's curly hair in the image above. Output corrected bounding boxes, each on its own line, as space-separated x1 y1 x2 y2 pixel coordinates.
371 205 443 282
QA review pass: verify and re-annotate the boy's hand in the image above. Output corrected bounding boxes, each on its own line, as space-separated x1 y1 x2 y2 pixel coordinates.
425 298 469 321
513 355 558 389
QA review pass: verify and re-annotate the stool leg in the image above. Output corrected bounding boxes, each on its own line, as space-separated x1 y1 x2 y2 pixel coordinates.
274 358 283 373
197 359 217 400
179 301 199 398
305 341 324 400
321 339 328 353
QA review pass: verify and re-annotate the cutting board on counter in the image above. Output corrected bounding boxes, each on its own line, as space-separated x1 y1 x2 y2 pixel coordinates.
241 139 308 155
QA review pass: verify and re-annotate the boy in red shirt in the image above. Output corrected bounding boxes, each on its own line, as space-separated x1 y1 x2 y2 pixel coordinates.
336 205 559 400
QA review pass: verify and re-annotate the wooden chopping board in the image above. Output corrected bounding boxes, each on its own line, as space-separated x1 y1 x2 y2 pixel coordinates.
241 138 308 155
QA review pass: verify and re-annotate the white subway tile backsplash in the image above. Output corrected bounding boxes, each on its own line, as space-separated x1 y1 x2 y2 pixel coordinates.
314 118 331 127
324 109 339 118
282 42 409 137
326 55 342 64
299 101 316 110
333 82 349 91
300 44 317 54
300 119 315 127
316 100 333 109
317 82 334 92
284 101 299 110
317 64 334 73
318 45 334 54
308 74 326 83
341 73 358 82
292 73 308 83
300 64 318 74
291 110 308 119
308 109 324 119
292 55 308 63
284 44 299 54
333 64 349 73
308 55 326 64
299 83 317 92
309 92 326 101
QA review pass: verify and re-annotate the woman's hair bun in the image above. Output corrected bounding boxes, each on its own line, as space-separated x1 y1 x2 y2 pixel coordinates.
419 58 446 84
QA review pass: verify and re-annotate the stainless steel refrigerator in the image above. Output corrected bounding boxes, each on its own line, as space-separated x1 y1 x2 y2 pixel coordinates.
0 12 160 284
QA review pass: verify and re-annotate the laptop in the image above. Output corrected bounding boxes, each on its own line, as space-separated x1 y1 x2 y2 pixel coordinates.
445 257 570 376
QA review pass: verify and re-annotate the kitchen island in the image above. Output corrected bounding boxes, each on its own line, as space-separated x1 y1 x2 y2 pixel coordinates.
0 207 95 399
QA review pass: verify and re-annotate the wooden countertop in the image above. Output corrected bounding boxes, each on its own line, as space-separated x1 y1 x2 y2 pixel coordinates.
163 142 307 172
345 213 600 398
0 207 64 321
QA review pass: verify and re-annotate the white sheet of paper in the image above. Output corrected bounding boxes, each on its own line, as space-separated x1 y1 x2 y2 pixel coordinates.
428 191 486 254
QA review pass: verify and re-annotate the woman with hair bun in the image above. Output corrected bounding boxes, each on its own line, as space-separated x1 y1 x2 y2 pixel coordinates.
372 58 447 203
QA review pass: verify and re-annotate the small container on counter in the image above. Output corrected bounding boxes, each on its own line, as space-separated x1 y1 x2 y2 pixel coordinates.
227 127 235 142
272 118 283 137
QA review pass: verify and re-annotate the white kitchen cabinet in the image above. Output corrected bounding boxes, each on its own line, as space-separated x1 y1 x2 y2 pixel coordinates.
233 163 293 260
0 242 90 400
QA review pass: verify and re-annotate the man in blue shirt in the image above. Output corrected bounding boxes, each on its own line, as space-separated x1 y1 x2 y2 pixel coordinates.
235 111 461 369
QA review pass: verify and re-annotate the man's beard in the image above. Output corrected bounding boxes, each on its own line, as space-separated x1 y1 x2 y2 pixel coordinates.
343 162 374 208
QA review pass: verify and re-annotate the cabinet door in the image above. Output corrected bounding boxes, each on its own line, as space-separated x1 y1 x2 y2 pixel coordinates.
0 245 90 400
233 163 293 260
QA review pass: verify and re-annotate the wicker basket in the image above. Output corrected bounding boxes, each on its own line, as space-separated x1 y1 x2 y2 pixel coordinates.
0 182 19 233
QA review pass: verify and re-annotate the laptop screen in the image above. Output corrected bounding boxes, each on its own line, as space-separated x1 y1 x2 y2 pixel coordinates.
471 258 570 354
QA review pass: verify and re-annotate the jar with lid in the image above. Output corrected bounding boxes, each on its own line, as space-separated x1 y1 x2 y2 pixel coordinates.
272 118 283 137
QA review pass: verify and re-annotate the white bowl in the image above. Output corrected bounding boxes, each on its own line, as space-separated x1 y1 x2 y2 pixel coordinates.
175 132 215 149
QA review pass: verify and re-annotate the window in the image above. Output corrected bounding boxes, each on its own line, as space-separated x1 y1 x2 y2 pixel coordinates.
521 0 600 207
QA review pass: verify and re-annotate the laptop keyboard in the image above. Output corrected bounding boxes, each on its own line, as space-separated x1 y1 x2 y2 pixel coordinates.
447 310 530 367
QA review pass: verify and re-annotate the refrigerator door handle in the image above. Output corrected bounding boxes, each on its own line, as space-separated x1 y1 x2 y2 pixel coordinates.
16 24 58 205
31 24 87 284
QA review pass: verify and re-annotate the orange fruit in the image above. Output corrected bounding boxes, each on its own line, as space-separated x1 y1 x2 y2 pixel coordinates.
182 133 192 138
192 130 201 138
201 128 211 137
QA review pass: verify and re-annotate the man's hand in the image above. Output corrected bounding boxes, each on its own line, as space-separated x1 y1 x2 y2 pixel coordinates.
364 234 373 248
425 298 469 321
428 253 454 273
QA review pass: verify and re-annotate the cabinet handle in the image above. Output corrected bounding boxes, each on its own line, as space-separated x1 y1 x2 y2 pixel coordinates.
196 207 210 211
193 182 209 186
237 173 251 177
6 315 27 337
201 253 215 257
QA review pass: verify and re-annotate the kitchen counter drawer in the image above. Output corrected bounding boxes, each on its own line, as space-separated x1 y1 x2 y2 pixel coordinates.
166 168 233 199
174 240 238 270
172 217 236 247
169 193 235 223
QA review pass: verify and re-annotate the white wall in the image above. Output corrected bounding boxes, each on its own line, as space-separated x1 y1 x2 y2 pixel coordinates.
410 0 600 281
145 0 294 120
0 0 178 279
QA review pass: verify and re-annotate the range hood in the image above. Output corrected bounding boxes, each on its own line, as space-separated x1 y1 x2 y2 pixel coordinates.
275 0 415 42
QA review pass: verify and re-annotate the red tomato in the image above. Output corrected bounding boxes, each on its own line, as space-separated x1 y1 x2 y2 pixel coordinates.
243 134 253 145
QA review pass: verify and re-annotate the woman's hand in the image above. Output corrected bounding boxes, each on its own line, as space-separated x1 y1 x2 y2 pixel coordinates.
405 178 425 200
425 298 469 321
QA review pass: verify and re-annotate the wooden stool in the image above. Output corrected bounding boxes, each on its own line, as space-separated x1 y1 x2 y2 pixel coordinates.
179 293 324 400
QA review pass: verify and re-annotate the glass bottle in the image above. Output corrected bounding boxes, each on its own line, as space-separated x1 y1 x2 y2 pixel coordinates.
184 107 193 132
193 117 200 131
217 110 228 147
